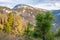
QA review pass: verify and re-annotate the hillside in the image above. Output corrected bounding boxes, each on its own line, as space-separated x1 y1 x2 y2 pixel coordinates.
0 4 47 25
0 4 60 40
51 10 60 31
0 6 12 14
0 4 60 31
0 4 48 40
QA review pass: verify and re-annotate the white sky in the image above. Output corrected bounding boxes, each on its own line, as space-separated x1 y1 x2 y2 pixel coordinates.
0 0 60 10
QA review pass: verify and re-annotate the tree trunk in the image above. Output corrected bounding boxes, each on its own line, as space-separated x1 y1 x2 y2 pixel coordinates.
42 35 47 40
42 36 45 40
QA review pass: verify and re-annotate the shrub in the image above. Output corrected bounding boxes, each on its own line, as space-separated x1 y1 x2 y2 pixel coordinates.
56 28 60 36
46 32 55 40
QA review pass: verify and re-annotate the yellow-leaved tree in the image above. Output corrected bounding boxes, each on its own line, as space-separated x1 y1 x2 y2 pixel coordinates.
13 14 25 35
3 12 14 33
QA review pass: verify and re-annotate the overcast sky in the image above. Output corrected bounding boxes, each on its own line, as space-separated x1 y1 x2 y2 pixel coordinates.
0 0 60 10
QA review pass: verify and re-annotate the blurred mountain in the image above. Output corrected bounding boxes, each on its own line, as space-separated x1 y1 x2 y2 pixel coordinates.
0 6 12 14
0 4 60 32
13 4 47 25
51 10 60 31
14 4 60 31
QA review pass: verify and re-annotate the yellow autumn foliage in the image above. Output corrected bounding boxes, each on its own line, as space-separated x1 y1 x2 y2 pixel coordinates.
0 24 3 30
0 13 26 35
14 14 25 35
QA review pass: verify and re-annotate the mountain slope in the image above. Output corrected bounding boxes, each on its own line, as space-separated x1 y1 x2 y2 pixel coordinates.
13 4 47 25
51 10 60 31
1 4 59 31
0 6 12 14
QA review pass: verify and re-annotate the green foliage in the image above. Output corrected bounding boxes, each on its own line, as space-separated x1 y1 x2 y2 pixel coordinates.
35 11 53 34
31 29 42 38
46 32 55 40
24 22 33 40
35 11 53 40
45 11 53 21
25 22 33 35
56 28 60 36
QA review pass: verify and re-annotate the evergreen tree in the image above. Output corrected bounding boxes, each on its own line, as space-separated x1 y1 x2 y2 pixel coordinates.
35 11 53 40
